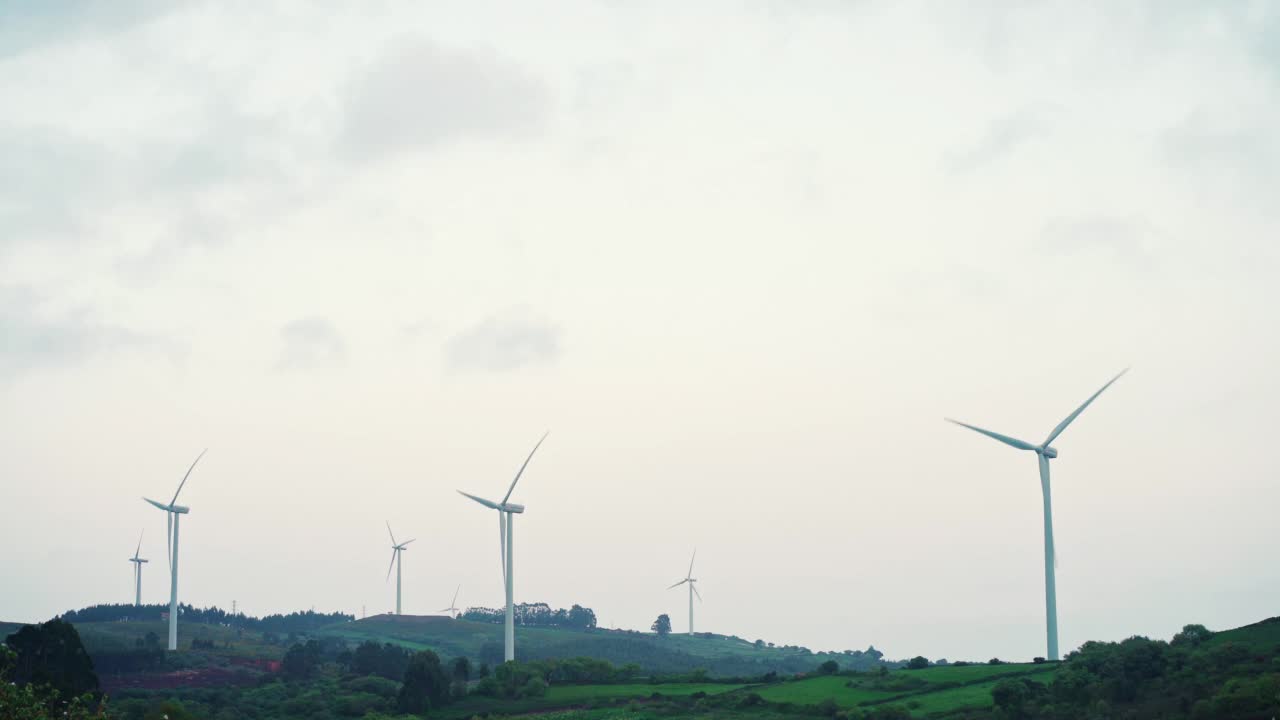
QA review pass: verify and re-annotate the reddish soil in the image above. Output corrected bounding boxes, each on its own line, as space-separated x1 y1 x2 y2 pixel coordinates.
100 658 278 691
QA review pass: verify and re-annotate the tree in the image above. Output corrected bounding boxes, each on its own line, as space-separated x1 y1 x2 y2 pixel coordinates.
452 656 472 682
817 660 839 675
398 650 450 714
906 656 929 670
652 614 672 636
281 639 325 681
5 619 100 699
567 604 598 630
1172 623 1212 647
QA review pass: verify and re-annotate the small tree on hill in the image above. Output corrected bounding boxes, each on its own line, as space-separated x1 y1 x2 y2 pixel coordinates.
398 650 450 714
907 656 929 670
652 613 672 636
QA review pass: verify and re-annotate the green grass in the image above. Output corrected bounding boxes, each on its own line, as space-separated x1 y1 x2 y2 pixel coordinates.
1205 616 1280 653
431 681 744 720
752 675 903 706
899 670 1057 716
73 620 283 659
317 614 838 676
897 662 1046 683
547 682 743 701
747 664 1058 716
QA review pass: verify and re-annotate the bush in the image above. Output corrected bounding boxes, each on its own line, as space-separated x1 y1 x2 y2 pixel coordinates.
521 676 548 698
816 697 840 716
906 656 929 670
817 660 839 675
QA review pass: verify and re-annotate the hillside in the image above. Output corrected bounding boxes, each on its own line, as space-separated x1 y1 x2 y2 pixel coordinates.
315 614 876 676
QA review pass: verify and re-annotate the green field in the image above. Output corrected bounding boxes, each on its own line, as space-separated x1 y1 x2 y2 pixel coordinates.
751 664 1058 716
74 620 283 660
316 614 847 676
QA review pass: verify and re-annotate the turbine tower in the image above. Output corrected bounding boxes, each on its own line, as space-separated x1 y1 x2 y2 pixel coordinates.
142 449 207 651
440 585 461 618
458 431 549 662
128 530 148 607
385 522 415 615
667 549 701 634
947 369 1127 661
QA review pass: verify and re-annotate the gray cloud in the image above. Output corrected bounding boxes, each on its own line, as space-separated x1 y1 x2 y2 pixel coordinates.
340 38 548 160
444 310 560 373
944 104 1058 174
276 317 347 371
1039 217 1159 267
0 286 176 379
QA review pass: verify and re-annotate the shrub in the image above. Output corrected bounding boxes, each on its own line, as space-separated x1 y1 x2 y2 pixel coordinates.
816 697 840 716
521 676 548 698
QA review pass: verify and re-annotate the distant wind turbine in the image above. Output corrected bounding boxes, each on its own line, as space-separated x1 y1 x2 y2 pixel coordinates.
946 369 1127 661
142 449 207 651
386 522 415 615
128 530 148 607
458 432 549 662
440 585 461 618
667 549 701 634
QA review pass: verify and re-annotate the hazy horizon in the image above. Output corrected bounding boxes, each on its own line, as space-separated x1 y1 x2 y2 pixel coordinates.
2 1 1278 664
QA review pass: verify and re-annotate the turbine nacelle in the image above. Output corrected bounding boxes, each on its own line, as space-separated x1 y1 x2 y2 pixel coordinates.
457 490 526 514
1039 446 1059 459
143 497 191 514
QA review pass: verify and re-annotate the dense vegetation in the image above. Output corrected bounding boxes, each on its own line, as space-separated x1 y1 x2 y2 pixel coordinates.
6 607 1278 719
459 602 599 630
59 604 352 637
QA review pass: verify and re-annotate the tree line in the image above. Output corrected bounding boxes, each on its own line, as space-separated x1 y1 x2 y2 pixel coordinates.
57 603 353 636
459 602 598 630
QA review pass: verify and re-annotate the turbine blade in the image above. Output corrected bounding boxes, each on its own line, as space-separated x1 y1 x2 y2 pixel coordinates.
143 497 171 512
387 521 397 546
693 584 703 602
458 490 502 510
135 529 144 558
400 539 416 547
668 579 688 589
1043 368 1129 447
452 584 460 608
170 448 207 506
501 431 549 505
945 418 1038 451
386 548 397 582
688 549 697 578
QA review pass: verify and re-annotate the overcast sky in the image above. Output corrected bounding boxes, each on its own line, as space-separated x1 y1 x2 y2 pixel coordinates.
2 1 1278 663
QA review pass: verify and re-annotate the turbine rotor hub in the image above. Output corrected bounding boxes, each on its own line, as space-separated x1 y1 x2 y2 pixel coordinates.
1040 446 1059 459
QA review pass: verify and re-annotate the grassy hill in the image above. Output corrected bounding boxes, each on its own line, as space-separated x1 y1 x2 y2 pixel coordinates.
316 614 856 676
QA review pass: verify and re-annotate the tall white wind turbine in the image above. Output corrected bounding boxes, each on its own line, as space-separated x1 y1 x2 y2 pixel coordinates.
946 369 1127 661
386 522 415 616
440 585 461 618
142 449 207 651
667 550 701 634
128 530 148 607
458 432 549 663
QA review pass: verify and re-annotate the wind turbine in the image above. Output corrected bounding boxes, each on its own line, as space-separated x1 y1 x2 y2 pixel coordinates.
667 549 701 634
386 522 415 615
440 585 461 618
142 449 207 651
946 369 1127 661
128 530 148 607
458 431 549 662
